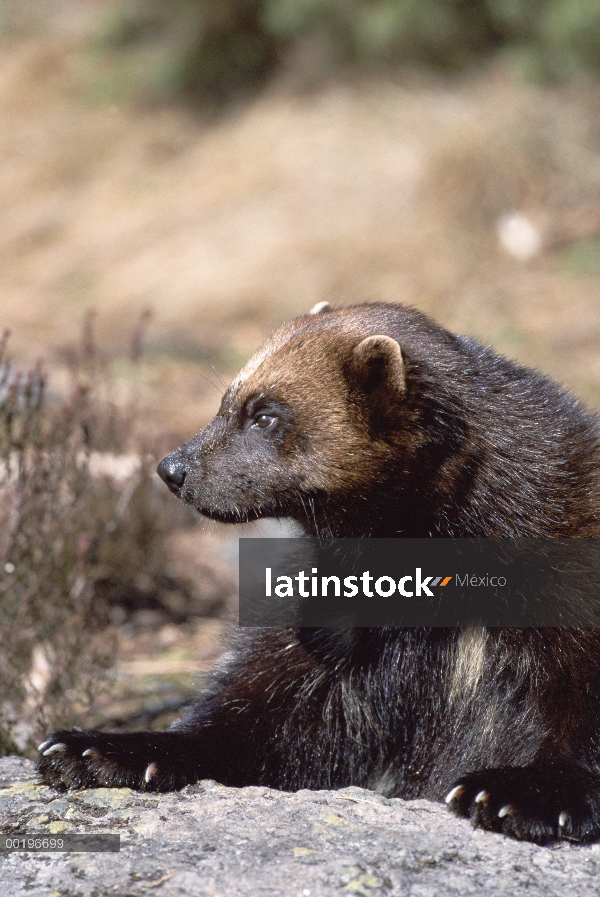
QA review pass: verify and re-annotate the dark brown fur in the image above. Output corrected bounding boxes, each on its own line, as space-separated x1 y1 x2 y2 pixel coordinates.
38 302 600 844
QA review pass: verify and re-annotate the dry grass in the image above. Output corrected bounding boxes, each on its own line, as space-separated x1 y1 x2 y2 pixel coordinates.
1 31 600 423
0 317 236 755
0 323 124 754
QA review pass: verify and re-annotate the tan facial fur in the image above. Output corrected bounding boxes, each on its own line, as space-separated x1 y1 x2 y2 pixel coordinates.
222 308 406 495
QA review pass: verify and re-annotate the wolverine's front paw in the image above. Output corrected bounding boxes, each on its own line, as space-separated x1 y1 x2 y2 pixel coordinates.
445 764 600 844
37 729 198 792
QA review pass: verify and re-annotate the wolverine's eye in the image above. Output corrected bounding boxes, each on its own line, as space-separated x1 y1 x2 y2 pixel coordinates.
253 413 277 430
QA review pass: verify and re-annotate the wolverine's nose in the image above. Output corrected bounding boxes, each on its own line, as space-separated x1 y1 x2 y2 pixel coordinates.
157 455 187 494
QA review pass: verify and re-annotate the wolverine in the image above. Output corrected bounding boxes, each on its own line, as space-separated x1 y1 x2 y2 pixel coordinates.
38 301 600 844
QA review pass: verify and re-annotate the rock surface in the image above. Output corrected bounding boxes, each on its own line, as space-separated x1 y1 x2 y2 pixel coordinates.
1 756 600 896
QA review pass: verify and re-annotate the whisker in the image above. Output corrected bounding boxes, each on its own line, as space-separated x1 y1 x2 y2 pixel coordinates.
209 364 228 392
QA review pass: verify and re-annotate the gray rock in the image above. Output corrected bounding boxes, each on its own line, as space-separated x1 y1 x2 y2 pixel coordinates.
1 756 599 896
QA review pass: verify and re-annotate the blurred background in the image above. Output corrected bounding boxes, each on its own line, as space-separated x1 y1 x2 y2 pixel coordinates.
2 0 600 756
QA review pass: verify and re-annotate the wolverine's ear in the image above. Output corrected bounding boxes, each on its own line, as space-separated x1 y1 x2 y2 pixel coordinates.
309 301 332 315
352 335 406 397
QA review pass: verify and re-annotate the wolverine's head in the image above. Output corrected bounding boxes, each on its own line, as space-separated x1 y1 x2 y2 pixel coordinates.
157 302 464 536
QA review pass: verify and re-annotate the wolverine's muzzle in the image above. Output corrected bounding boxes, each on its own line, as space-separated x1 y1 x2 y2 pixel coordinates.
157 452 187 495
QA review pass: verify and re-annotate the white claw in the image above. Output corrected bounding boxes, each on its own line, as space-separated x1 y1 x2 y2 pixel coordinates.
498 805 514 818
42 743 66 756
474 790 489 804
445 785 465 804
558 811 569 828
144 762 158 784
82 749 94 757
37 740 51 753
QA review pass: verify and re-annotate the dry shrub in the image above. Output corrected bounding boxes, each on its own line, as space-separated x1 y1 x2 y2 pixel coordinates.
0 314 196 756
80 0 600 109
